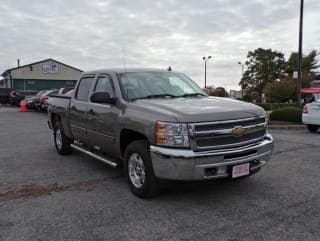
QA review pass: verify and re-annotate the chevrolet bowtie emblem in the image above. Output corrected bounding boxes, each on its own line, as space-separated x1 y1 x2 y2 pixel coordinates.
232 126 245 137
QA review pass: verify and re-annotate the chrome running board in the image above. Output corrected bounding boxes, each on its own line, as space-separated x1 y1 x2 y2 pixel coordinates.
71 144 118 168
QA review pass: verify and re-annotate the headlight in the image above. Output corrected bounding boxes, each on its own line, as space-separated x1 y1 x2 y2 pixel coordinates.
155 122 190 147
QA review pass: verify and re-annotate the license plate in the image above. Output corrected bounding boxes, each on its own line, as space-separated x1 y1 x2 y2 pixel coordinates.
232 163 250 178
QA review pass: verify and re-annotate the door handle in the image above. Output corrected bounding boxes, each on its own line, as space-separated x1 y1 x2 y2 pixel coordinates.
88 109 95 115
71 105 77 111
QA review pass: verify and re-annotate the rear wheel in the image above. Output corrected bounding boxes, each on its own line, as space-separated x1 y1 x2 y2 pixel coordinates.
54 122 73 155
307 124 318 132
124 140 159 198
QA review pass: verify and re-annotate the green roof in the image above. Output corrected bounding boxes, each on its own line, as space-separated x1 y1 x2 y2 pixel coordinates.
1 58 83 77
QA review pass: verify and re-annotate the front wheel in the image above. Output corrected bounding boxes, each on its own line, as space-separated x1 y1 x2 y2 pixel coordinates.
124 140 159 198
307 124 318 133
54 122 73 155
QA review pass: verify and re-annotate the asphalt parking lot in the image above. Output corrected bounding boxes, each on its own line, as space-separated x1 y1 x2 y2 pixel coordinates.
1 107 320 241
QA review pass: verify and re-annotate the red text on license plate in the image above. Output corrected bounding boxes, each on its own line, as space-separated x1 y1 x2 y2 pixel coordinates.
232 163 250 178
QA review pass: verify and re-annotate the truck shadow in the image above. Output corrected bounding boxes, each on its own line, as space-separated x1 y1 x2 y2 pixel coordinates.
158 177 257 198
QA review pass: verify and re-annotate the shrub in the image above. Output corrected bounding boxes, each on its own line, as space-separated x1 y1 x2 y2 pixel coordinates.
263 78 296 103
269 107 302 123
256 103 301 111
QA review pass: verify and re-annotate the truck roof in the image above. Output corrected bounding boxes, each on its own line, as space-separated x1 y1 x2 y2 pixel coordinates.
82 68 178 75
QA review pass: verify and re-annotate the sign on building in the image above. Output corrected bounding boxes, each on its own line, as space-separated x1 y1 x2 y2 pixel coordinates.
42 62 59 74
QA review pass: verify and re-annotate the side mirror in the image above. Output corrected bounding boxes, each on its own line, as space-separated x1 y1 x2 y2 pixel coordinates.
90 92 116 104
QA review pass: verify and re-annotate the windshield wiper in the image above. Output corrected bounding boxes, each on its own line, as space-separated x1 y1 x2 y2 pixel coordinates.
176 93 207 98
131 94 177 101
131 93 206 101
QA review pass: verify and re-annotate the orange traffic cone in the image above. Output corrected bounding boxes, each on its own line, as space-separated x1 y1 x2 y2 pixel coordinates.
20 100 27 112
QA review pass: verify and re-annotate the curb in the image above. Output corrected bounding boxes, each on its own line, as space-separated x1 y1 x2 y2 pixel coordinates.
269 125 307 130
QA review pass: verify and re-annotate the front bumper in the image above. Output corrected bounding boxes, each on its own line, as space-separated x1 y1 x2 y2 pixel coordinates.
150 134 274 180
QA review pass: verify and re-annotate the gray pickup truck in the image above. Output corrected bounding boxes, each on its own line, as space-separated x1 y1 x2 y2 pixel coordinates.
48 68 273 197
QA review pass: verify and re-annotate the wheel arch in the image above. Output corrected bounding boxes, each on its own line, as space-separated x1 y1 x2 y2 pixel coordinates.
120 129 150 157
50 113 61 129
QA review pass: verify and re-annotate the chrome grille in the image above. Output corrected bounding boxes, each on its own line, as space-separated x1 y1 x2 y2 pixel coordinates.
189 117 267 151
194 117 266 132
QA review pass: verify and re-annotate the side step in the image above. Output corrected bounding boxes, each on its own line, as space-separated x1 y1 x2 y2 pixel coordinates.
71 144 118 168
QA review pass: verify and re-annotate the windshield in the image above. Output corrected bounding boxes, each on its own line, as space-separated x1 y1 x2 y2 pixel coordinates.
65 89 74 96
119 72 206 101
41 90 58 97
36 90 46 96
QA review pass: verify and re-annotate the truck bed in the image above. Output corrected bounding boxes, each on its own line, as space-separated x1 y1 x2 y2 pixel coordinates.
48 95 71 111
47 95 72 132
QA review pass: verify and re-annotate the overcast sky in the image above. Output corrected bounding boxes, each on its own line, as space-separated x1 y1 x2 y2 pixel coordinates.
0 0 319 90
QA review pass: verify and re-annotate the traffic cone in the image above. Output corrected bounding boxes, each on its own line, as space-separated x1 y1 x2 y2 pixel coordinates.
20 100 27 112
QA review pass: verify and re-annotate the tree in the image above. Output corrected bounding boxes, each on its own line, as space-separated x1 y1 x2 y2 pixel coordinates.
263 77 296 103
287 50 319 88
239 48 287 97
262 50 319 103
204 85 215 96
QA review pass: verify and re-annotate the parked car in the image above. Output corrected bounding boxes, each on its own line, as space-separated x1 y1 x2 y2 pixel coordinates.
25 90 47 109
302 99 320 132
0 88 13 104
35 89 59 111
58 87 74 95
64 89 74 96
9 90 39 106
48 68 273 198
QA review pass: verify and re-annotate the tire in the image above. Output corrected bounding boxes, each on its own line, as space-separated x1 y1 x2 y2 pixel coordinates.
307 124 318 132
54 122 73 155
124 140 159 198
35 104 41 111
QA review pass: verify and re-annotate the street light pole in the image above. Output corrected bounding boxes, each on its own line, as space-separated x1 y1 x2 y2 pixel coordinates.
238 62 244 76
238 62 244 97
205 59 207 88
203 56 211 88
297 0 304 104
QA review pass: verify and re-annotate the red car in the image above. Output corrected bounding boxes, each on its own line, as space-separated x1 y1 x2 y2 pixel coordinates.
35 89 59 111
9 90 38 106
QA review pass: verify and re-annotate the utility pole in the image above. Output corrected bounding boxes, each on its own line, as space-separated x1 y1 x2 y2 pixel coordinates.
203 56 211 88
297 0 304 104
238 62 244 97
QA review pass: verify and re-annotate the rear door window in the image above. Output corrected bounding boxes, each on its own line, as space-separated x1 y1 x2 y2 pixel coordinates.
76 77 94 101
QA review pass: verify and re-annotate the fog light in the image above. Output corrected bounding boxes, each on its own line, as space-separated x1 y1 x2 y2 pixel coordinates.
205 167 217 176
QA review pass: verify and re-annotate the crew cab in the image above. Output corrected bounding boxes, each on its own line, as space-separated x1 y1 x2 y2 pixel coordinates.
47 68 273 198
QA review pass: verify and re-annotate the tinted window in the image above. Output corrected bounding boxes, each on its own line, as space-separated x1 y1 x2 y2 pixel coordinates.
18 90 36 95
76 77 94 101
66 90 74 96
41 90 57 96
0 88 12 94
40 91 51 97
94 76 114 97
47 90 59 96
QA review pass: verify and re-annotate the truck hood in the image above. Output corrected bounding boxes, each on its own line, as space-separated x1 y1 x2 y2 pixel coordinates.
131 97 265 122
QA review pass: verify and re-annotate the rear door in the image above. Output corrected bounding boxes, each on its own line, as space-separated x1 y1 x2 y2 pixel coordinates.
86 74 119 157
70 75 95 142
309 100 320 123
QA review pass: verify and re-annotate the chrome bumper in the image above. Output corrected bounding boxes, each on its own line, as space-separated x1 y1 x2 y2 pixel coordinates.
150 134 274 180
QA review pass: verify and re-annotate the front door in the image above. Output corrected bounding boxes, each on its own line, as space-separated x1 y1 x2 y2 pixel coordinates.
70 75 95 143
86 74 119 157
